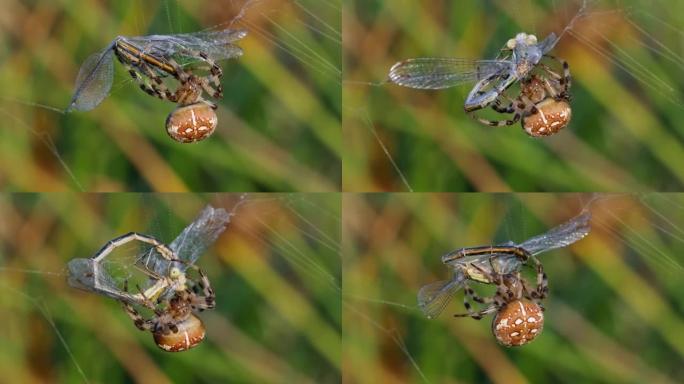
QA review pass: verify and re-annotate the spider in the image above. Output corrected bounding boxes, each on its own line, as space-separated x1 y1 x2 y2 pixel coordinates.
114 40 223 143
473 69 573 137
122 260 216 352
90 231 216 352
454 262 547 347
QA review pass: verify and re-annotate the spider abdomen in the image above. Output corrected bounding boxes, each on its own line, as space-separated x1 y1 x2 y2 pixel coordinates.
153 314 206 352
492 299 544 347
166 102 218 143
523 99 572 137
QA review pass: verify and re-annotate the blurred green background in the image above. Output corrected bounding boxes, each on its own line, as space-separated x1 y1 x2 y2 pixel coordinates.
0 193 341 383
0 0 341 192
343 0 684 191
343 193 684 383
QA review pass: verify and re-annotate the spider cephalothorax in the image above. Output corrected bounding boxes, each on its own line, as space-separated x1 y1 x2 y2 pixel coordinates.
455 264 547 347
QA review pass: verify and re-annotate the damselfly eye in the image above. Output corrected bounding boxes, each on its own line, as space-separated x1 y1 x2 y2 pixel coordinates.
165 102 218 143
507 38 517 49
153 314 206 352
526 34 538 45
492 299 544 347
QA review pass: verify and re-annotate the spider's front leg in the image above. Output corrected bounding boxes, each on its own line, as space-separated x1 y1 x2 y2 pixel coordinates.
469 92 524 128
529 255 548 299
121 301 157 332
457 281 489 320
116 55 168 101
542 55 572 100
195 51 224 99
186 264 216 311
491 99 515 114
121 280 159 331
453 301 498 320
136 61 177 102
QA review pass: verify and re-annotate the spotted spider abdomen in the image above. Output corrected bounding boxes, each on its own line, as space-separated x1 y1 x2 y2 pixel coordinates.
492 299 544 347
522 99 572 137
153 314 206 352
166 102 217 143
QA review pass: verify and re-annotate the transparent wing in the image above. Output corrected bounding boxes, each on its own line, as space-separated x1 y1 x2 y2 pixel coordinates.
140 205 231 278
66 258 141 306
538 32 559 54
66 44 115 112
124 29 248 62
169 205 231 265
417 272 466 319
488 253 523 275
388 58 513 89
519 210 592 256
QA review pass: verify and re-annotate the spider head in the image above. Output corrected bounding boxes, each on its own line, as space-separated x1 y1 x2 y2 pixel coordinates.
153 314 206 352
166 101 218 143
521 75 547 103
492 299 544 347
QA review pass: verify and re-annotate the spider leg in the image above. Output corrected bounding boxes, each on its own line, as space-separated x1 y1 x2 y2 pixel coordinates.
527 255 548 299
118 59 167 101
197 77 223 100
465 283 495 305
166 58 219 107
121 301 156 331
190 264 216 310
470 93 524 127
520 278 547 311
167 52 223 99
453 303 498 319
122 281 156 332
457 281 489 320
194 51 224 99
171 260 216 310
543 55 572 99
492 99 515 114
136 61 177 102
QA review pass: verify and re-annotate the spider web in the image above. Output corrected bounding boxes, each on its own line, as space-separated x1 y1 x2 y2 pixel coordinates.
342 193 684 383
344 0 684 192
0 193 340 382
0 0 341 191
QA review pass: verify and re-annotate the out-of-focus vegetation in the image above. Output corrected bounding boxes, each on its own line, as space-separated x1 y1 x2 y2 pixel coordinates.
0 0 341 191
343 194 684 383
343 0 684 191
0 193 341 383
